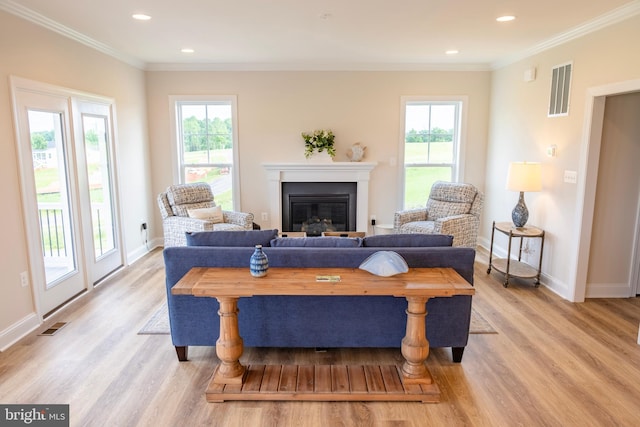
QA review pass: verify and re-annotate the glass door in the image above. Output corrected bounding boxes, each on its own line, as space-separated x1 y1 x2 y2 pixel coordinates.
12 78 124 317
74 101 123 282
29 110 78 285
13 89 86 315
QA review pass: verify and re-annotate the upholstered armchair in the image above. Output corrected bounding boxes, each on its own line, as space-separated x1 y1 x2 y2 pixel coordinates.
157 182 254 247
393 181 484 248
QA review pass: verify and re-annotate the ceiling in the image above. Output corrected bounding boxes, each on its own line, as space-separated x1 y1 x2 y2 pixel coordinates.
1 0 638 70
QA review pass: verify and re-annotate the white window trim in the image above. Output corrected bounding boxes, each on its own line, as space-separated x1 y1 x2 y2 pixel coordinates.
169 95 241 211
398 95 468 209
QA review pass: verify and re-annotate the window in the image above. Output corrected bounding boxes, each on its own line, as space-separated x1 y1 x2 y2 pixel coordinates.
172 96 239 211
400 98 463 209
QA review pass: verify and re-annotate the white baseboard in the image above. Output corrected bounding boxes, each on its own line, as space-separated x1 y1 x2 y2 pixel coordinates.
126 239 161 265
0 312 41 352
585 282 633 298
538 272 569 299
477 237 491 252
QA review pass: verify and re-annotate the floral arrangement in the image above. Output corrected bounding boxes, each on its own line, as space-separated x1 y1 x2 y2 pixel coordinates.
302 129 336 158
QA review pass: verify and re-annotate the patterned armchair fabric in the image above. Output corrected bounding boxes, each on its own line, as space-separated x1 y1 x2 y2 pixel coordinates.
157 182 254 247
393 181 484 248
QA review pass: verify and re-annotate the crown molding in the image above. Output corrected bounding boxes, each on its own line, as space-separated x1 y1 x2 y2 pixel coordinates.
491 0 640 69
144 61 492 72
0 0 145 69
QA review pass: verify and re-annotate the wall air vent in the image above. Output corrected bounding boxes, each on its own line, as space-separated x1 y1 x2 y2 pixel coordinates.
548 62 572 117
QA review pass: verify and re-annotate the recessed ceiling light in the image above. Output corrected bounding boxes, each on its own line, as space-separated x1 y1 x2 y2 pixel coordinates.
181 48 195 54
132 13 151 21
496 15 516 22
445 50 459 55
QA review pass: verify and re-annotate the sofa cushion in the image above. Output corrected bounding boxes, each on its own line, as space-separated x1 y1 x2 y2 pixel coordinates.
363 234 453 247
186 229 279 247
270 237 363 247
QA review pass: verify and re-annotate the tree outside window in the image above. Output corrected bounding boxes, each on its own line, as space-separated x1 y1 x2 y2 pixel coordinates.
402 101 462 209
175 99 238 210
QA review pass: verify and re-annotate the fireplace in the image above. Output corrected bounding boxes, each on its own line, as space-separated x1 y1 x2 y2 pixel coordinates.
263 162 377 233
282 182 357 236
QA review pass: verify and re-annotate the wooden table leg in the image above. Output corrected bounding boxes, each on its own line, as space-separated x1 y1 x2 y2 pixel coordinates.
213 297 245 385
401 296 432 384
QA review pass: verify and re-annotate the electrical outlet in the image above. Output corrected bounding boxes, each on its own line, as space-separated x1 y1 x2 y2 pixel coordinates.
141 222 147 231
20 271 29 288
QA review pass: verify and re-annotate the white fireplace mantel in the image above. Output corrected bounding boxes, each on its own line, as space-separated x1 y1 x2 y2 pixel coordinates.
262 162 378 232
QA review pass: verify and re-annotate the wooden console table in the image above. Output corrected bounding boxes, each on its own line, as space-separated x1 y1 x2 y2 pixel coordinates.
172 267 474 403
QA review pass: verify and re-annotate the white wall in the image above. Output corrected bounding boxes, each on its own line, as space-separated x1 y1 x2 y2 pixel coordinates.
0 11 152 348
146 70 491 237
485 14 640 300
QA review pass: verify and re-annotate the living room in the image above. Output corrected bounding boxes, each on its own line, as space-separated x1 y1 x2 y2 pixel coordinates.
0 1 639 424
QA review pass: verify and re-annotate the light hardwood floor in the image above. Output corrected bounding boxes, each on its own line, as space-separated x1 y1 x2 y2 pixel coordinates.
1 248 639 426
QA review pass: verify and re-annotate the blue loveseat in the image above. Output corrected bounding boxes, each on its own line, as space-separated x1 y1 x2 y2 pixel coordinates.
163 231 475 363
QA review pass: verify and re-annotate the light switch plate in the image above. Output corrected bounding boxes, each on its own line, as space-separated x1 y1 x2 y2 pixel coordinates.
564 170 577 184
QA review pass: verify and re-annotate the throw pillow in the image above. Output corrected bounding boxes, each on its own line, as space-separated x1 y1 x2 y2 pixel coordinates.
362 234 453 247
270 237 363 247
186 229 279 247
187 206 223 223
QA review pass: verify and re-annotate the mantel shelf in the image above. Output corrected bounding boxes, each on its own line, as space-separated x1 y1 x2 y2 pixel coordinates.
262 162 377 172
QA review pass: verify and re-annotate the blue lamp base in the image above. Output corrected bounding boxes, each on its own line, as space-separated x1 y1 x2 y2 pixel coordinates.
512 191 529 228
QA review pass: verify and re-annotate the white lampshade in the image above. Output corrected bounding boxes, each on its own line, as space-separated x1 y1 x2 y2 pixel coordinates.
506 162 542 192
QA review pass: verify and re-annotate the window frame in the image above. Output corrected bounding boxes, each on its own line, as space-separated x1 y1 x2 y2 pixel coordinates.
398 96 467 210
169 95 241 211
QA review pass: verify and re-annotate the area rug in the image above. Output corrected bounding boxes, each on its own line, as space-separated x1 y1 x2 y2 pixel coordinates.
470 307 498 334
138 302 170 335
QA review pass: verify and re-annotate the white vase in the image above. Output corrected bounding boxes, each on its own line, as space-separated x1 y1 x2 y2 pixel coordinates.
306 151 334 163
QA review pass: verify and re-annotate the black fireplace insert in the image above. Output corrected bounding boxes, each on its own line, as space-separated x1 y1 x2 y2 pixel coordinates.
282 182 357 236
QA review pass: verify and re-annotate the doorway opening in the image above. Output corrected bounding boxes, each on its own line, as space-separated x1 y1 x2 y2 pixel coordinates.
573 80 640 301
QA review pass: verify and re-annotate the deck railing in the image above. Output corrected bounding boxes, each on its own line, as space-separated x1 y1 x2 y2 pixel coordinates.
38 204 68 257
38 203 113 259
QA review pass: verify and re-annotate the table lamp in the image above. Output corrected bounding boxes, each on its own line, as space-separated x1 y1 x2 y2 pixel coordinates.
506 161 541 228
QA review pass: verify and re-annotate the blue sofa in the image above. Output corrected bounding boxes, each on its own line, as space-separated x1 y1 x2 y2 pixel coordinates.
163 232 475 363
